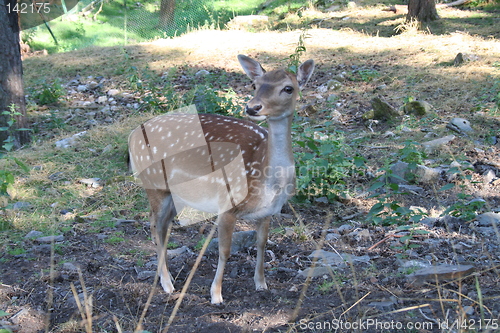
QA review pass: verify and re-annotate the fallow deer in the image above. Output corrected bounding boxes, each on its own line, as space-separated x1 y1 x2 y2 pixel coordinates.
128 55 314 304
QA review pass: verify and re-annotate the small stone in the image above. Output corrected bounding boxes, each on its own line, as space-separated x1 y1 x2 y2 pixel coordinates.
208 231 256 254
62 262 80 272
476 212 500 227
326 79 342 91
77 85 87 92
25 230 43 239
337 224 353 234
195 70 210 76
167 245 193 259
403 100 432 116
367 96 401 121
454 52 479 66
107 89 121 96
408 264 474 285
422 135 455 154
298 266 333 278
13 202 31 210
96 96 108 104
325 233 340 241
137 271 156 281
79 178 102 188
447 118 473 134
36 235 65 243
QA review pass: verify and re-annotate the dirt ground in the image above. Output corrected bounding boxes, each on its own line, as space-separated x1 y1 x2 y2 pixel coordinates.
1 25 500 332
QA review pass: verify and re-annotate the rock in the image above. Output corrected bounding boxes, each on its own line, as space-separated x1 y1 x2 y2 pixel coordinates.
327 94 338 103
454 52 479 66
36 235 64 243
55 131 87 149
475 212 500 227
407 264 475 285
167 245 193 259
389 161 441 185
447 118 473 135
107 89 121 97
483 169 496 184
420 217 438 227
96 96 108 104
298 266 333 278
337 224 353 235
79 178 102 188
195 70 210 76
422 135 455 154
326 79 342 91
365 97 401 121
137 270 156 280
398 184 424 194
325 233 340 241
77 84 87 92
13 201 31 210
208 230 256 254
309 250 371 266
62 262 80 272
25 230 43 239
403 100 432 116
368 298 397 310
101 144 113 154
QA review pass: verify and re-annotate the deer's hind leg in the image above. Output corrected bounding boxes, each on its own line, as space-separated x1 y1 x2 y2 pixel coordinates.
148 189 177 294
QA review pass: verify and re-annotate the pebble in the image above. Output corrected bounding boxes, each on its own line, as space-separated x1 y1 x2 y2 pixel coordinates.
13 202 31 210
25 230 43 239
36 235 65 243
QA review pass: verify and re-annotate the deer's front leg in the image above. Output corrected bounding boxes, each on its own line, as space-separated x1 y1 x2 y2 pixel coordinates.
210 212 236 304
254 216 270 291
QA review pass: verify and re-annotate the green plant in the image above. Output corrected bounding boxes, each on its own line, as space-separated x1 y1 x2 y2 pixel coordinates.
366 163 427 226
31 80 63 105
0 105 29 200
392 224 429 258
287 29 310 74
293 126 365 203
7 246 27 256
105 231 126 245
352 67 380 82
398 140 426 182
440 162 485 221
167 242 179 249
194 236 206 251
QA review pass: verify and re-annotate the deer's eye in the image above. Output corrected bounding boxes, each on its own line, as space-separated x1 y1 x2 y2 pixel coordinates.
283 86 294 94
251 83 256 90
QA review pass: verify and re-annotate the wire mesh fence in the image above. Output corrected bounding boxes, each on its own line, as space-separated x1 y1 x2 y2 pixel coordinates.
23 0 236 51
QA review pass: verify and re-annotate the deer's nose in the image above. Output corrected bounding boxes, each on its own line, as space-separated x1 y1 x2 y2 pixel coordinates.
246 104 262 116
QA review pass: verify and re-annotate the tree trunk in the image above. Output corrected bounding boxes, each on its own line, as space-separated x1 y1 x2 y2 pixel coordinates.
407 0 439 22
159 0 176 29
0 0 30 148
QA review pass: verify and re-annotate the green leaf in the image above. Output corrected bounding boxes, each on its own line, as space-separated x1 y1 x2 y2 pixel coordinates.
368 181 385 192
2 143 14 152
438 183 455 191
14 158 29 173
0 310 9 317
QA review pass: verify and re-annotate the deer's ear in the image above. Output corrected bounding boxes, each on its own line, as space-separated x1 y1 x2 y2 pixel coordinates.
238 55 266 81
297 59 315 89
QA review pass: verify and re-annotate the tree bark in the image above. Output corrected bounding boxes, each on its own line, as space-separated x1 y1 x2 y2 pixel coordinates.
0 0 30 148
159 0 176 29
407 0 439 22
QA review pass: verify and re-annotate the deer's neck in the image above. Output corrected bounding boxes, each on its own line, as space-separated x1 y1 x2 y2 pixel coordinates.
264 114 294 172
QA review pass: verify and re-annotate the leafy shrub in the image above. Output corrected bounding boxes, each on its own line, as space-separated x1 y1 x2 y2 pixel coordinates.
293 126 365 203
31 80 63 105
